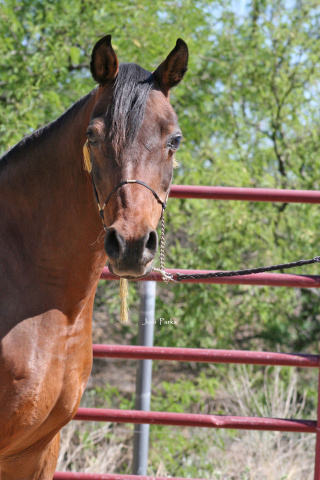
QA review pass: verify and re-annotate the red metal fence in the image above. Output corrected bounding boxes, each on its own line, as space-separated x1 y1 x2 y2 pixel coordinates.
54 185 320 480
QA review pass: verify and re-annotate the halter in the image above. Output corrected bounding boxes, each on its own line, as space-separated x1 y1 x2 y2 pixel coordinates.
91 177 168 229
84 140 174 283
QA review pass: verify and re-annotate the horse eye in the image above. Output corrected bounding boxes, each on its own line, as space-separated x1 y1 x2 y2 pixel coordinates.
168 135 182 151
86 129 99 146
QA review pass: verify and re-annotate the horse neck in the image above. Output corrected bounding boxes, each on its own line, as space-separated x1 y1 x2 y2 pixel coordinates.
0 89 107 308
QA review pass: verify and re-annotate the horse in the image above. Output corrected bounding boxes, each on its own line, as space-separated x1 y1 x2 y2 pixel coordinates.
0 35 188 479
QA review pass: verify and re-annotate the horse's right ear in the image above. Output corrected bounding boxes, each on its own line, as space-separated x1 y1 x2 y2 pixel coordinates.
90 35 119 86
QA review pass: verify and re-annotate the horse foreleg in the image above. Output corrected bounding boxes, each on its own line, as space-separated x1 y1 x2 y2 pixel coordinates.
0 432 60 480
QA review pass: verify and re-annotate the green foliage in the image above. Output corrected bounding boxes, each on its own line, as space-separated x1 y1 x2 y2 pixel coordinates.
152 373 219 412
89 382 135 411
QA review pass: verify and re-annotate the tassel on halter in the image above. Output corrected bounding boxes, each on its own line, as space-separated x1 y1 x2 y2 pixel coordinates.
83 140 129 323
119 278 129 323
83 140 92 173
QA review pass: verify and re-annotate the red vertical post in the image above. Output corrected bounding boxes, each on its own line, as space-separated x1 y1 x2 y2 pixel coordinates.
314 360 320 480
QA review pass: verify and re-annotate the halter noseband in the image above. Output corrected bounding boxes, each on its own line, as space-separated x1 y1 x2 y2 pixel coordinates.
91 176 168 232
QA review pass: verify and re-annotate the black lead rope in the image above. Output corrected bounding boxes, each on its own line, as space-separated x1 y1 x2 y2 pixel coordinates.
175 256 320 281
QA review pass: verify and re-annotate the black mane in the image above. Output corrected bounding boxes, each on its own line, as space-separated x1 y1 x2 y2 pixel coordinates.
107 63 154 154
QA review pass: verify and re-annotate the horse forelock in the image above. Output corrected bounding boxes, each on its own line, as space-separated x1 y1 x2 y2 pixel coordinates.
105 63 154 156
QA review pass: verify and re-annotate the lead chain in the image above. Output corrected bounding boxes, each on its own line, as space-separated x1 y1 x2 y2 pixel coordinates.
159 215 166 272
154 212 176 283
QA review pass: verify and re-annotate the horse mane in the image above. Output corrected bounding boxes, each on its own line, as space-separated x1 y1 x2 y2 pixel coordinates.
107 63 154 155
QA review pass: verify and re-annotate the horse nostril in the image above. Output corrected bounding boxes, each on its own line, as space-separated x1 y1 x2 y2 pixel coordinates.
145 229 158 255
104 228 124 260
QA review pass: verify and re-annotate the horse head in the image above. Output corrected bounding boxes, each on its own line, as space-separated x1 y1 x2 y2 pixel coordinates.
86 35 188 278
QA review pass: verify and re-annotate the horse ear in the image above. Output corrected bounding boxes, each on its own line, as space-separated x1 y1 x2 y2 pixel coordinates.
153 39 188 95
90 35 119 85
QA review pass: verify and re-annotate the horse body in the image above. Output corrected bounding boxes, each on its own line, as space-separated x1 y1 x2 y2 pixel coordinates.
0 92 103 478
0 35 188 479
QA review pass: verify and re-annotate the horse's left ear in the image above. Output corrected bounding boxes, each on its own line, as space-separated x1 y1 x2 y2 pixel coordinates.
153 39 188 96
90 34 119 85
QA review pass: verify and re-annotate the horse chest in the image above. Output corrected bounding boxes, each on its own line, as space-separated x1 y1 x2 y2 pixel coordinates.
0 309 92 454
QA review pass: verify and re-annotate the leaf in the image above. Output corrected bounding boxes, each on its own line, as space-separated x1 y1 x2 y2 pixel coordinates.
132 39 141 48
69 46 81 65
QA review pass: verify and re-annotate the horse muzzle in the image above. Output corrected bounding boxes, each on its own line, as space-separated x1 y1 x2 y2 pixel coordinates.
104 226 158 278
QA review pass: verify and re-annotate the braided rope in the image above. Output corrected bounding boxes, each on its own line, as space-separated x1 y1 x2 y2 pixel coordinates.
175 256 320 281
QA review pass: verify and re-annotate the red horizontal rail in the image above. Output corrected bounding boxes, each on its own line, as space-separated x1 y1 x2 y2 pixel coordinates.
101 267 320 287
169 185 320 203
54 473 205 480
74 407 316 433
92 344 320 367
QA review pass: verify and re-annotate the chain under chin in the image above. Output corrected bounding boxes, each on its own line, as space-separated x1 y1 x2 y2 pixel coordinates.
153 213 176 283
159 215 166 272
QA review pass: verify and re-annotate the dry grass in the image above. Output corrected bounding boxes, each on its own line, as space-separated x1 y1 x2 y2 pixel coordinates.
57 421 133 474
204 365 316 480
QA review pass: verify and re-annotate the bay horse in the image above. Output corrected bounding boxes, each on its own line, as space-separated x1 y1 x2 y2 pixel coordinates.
0 35 188 479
